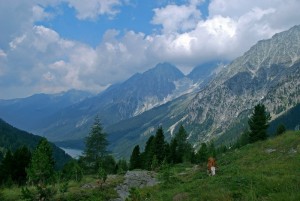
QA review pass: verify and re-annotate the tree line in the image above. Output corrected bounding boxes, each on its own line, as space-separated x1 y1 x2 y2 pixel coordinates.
129 103 288 170
129 125 218 170
0 103 287 199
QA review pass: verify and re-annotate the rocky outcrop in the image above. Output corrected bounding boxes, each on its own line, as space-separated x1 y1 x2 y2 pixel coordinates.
112 170 158 201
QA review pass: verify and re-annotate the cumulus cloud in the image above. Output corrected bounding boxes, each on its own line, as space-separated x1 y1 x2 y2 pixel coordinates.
152 2 201 33
1 0 300 99
67 0 122 20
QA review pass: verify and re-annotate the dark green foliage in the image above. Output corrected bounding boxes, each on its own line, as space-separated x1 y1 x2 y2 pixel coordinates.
0 150 13 185
248 104 271 143
131 125 196 171
0 118 71 169
159 161 175 184
130 145 141 170
141 135 155 170
174 125 192 163
102 155 117 174
97 167 107 187
207 142 217 158
12 146 31 185
26 138 55 185
168 138 178 164
196 143 208 163
276 123 286 136
83 116 108 172
62 160 83 182
153 127 166 164
116 159 128 174
21 185 56 201
232 130 250 149
126 187 142 201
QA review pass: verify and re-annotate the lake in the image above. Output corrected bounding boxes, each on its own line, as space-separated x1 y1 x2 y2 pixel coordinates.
60 147 83 159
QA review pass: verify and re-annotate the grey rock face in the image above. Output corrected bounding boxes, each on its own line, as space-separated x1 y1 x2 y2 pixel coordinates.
112 170 158 201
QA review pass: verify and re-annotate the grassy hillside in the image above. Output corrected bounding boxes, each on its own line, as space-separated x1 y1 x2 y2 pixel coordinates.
138 131 300 201
1 131 299 201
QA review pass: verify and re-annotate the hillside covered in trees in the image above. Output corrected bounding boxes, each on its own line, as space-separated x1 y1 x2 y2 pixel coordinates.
0 118 71 169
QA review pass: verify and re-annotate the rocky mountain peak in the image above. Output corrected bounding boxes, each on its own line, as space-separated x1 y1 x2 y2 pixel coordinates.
222 25 300 80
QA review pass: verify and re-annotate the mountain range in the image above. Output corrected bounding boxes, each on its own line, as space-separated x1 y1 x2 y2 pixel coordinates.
0 25 300 158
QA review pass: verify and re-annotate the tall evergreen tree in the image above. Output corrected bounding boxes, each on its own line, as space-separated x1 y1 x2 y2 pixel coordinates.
153 127 166 164
12 146 31 185
196 143 208 163
174 125 192 163
83 116 108 172
0 150 13 184
141 135 155 170
168 138 178 164
129 145 141 170
26 138 55 185
248 103 271 143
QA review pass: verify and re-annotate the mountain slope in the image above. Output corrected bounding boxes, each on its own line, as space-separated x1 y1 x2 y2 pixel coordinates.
0 90 92 132
104 25 300 158
185 25 300 142
0 118 71 169
37 63 201 141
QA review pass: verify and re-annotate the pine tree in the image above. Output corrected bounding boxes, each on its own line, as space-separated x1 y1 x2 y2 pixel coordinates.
130 145 141 170
174 125 192 163
83 116 108 172
27 138 55 185
0 150 13 184
153 127 166 165
276 124 286 136
196 143 208 163
141 135 155 170
168 138 178 164
12 146 31 185
248 104 271 143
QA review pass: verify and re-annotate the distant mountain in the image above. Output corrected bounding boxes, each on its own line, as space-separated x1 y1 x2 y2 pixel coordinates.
102 25 300 158
0 118 71 169
0 89 92 132
187 60 225 83
35 62 219 142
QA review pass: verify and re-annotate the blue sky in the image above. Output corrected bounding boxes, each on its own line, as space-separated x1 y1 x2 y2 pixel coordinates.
0 0 300 99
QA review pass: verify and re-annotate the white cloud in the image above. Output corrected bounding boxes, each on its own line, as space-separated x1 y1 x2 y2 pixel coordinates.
1 0 300 99
0 49 6 58
152 2 201 33
66 0 122 20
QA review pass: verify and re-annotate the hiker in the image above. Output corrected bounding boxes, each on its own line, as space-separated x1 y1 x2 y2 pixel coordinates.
207 157 216 176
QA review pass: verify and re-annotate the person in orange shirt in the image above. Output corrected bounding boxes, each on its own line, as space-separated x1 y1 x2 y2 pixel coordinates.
207 157 216 176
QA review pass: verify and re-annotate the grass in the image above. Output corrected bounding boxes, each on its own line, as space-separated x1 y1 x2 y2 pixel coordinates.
0 174 123 201
139 131 300 201
1 131 299 201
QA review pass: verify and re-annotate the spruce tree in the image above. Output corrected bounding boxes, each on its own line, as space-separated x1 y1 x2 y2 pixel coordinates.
168 138 178 164
129 145 141 170
0 150 13 184
83 116 108 172
153 127 166 164
196 143 208 163
248 103 271 143
174 125 192 163
26 138 55 185
12 146 31 185
141 135 155 170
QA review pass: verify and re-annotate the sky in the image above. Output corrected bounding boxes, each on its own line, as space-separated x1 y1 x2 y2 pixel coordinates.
1 0 300 99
